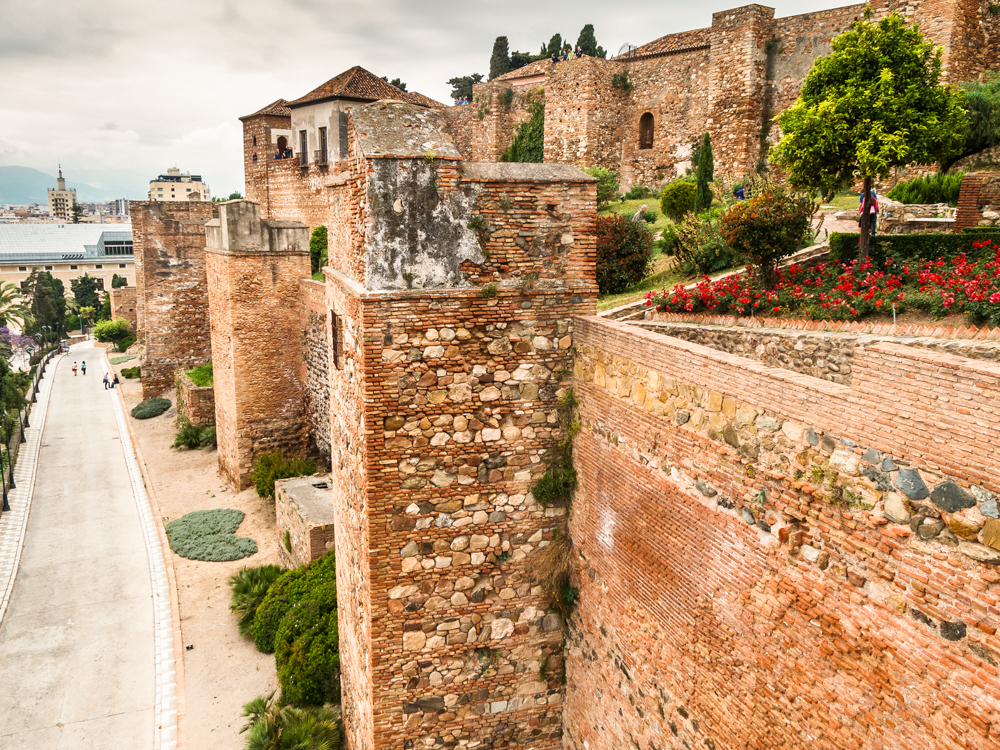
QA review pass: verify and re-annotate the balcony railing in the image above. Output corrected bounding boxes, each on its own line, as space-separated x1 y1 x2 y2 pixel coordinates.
314 149 328 166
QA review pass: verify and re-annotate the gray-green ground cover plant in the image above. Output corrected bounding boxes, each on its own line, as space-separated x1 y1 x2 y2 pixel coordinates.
166 509 257 562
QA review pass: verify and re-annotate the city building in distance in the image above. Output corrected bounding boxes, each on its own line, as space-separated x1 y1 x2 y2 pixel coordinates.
148 167 210 202
47 166 76 221
0 224 133 289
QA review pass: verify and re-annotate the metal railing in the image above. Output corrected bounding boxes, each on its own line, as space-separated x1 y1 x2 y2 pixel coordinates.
1 348 55 512
314 149 328 166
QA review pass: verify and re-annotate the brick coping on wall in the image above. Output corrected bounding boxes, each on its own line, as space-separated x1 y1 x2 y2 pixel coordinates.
644 310 1000 341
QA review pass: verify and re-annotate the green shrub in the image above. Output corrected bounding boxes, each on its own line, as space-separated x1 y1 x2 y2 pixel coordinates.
228 564 285 638
887 171 964 205
121 366 141 379
581 166 620 209
240 694 342 749
501 99 544 163
641 207 659 224
532 390 579 507
109 355 136 365
199 426 217 449
250 552 337 654
275 602 341 706
659 181 697 222
67 314 80 331
721 186 813 284
658 224 680 256
828 230 1000 266
173 418 204 449
92 317 133 350
131 397 170 419
623 184 651 200
674 207 735 275
117 335 135 353
252 451 318 499
187 362 214 388
595 215 653 295
165 509 258 562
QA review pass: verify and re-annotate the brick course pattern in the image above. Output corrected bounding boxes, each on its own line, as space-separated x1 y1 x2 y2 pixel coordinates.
174 370 215 427
300 279 331 464
109 285 137 331
205 202 312 489
565 315 1000 749
130 201 217 398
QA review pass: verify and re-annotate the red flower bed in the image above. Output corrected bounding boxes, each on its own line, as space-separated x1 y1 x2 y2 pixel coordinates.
645 240 1000 327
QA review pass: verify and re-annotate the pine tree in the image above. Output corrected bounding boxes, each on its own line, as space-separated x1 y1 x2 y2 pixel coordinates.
576 24 606 58
695 132 714 212
489 36 511 80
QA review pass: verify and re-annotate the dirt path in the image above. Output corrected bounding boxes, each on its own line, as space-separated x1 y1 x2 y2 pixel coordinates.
111 358 278 750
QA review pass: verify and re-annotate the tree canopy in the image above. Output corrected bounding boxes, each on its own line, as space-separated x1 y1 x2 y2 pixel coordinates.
942 72 1000 172
489 36 511 80
71 273 101 311
23 270 66 335
310 225 328 277
381 76 407 91
772 11 966 196
448 74 483 100
576 24 607 58
695 133 714 212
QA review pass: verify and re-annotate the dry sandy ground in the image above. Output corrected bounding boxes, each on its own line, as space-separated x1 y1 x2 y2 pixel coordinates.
110 359 279 750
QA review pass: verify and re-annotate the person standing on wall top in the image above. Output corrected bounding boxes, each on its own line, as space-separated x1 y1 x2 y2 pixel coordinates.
632 204 648 222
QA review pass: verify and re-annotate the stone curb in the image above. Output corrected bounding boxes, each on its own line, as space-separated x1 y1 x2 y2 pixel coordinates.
0 353 60 627
104 349 186 750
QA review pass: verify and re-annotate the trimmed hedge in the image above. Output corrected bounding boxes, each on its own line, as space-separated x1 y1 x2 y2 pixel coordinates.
595 214 653 295
130 397 170 419
121 366 141 379
165 509 258 562
828 231 1000 266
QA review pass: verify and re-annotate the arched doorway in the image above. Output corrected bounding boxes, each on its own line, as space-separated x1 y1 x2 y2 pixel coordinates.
276 136 288 158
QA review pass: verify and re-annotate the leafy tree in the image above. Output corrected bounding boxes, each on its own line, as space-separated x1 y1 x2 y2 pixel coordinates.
660 181 697 222
695 133 714 212
501 100 544 163
581 166 620 209
576 24 607 58
93 317 133 350
489 36 511 80
772 10 966 257
71 273 101 311
23 270 65 336
79 306 96 328
227 191 242 200
942 72 1000 173
98 292 111 322
447 74 483 101
721 183 813 285
71 203 84 223
309 225 328 277
111 273 128 288
0 282 32 331
381 76 407 91
509 50 538 71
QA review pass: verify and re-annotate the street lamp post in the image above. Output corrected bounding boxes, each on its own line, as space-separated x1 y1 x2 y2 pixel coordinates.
3 410 15 491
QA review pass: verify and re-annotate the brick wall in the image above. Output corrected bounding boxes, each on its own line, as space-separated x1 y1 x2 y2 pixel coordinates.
130 200 217 398
206 201 312 489
954 172 1000 231
109 285 137 331
175 369 215 427
300 279 331 464
565 316 1000 748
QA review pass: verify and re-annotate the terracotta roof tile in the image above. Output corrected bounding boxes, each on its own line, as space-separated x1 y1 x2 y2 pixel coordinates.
288 66 437 108
240 98 291 120
618 28 711 60
495 59 555 82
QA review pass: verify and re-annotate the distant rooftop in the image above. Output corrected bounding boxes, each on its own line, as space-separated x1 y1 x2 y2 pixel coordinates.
620 27 712 60
0 224 133 263
239 99 293 120
286 66 444 110
151 167 204 184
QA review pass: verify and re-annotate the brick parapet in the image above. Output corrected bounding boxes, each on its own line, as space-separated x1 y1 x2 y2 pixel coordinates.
174 370 215 427
567 314 1000 748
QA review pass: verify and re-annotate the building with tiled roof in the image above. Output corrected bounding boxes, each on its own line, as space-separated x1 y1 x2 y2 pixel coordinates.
616 27 712 61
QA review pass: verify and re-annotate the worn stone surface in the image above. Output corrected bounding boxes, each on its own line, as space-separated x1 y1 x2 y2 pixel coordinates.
896 468 930 500
931 480 976 513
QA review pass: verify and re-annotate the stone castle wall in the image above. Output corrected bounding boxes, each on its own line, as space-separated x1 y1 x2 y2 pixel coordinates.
300 278 331 464
564 316 1000 749
175 370 215 427
108 285 137 332
129 200 217 398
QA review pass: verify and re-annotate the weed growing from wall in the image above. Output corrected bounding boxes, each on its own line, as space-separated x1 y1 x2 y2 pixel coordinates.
611 71 633 95
477 283 499 298
532 389 579 507
501 99 544 163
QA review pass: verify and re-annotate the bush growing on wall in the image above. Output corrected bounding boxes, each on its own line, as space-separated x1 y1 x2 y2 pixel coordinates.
595 215 653 295
252 451 318 499
659 181 697 222
581 166 620 209
501 99 544 163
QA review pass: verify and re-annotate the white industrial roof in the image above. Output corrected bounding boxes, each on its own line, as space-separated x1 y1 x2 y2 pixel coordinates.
0 224 132 261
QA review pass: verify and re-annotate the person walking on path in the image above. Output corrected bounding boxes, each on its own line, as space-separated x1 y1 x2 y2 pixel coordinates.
71 362 77 376
81 361 87 375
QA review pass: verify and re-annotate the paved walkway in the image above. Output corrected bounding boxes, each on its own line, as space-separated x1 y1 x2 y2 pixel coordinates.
0 346 167 749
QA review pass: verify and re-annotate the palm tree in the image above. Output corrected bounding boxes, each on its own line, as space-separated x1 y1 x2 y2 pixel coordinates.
0 282 33 332
240 693 342 750
228 565 285 637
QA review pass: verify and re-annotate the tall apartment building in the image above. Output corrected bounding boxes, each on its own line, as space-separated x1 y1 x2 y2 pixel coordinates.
46 167 76 221
147 167 211 202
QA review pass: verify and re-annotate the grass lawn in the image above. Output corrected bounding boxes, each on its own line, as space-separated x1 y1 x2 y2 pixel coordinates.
600 198 673 234
819 191 860 211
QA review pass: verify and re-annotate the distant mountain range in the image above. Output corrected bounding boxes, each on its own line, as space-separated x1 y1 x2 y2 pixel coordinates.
0 165 150 204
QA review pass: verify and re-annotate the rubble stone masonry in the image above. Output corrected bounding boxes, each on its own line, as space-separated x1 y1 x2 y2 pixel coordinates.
109 285 137 332
565 316 1000 749
130 200 217 398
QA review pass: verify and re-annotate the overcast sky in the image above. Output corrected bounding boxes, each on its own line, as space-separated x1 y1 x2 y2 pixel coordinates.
0 0 851 197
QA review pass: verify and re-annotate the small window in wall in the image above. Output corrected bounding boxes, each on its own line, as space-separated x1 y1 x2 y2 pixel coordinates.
330 311 342 369
44 265 52 270
639 112 654 150
300 130 308 165
318 127 328 164
17 266 25 271
252 135 257 146
95 264 102 269
119 263 127 268
70 265 78 270
95 278 105 290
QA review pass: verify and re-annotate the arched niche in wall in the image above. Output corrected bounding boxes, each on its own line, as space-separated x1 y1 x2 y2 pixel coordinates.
639 112 654 150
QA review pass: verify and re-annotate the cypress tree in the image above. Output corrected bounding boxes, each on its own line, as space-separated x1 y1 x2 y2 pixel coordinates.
545 34 563 57
489 36 511 80
576 24 607 58
695 132 714 212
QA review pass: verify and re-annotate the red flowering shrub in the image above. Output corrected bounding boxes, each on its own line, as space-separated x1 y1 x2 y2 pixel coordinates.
644 240 1000 326
596 214 653 295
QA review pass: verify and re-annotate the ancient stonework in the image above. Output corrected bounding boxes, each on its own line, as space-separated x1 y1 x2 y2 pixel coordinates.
108 285 137 331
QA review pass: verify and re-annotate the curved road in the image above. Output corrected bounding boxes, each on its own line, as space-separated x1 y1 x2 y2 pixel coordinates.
0 347 155 748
